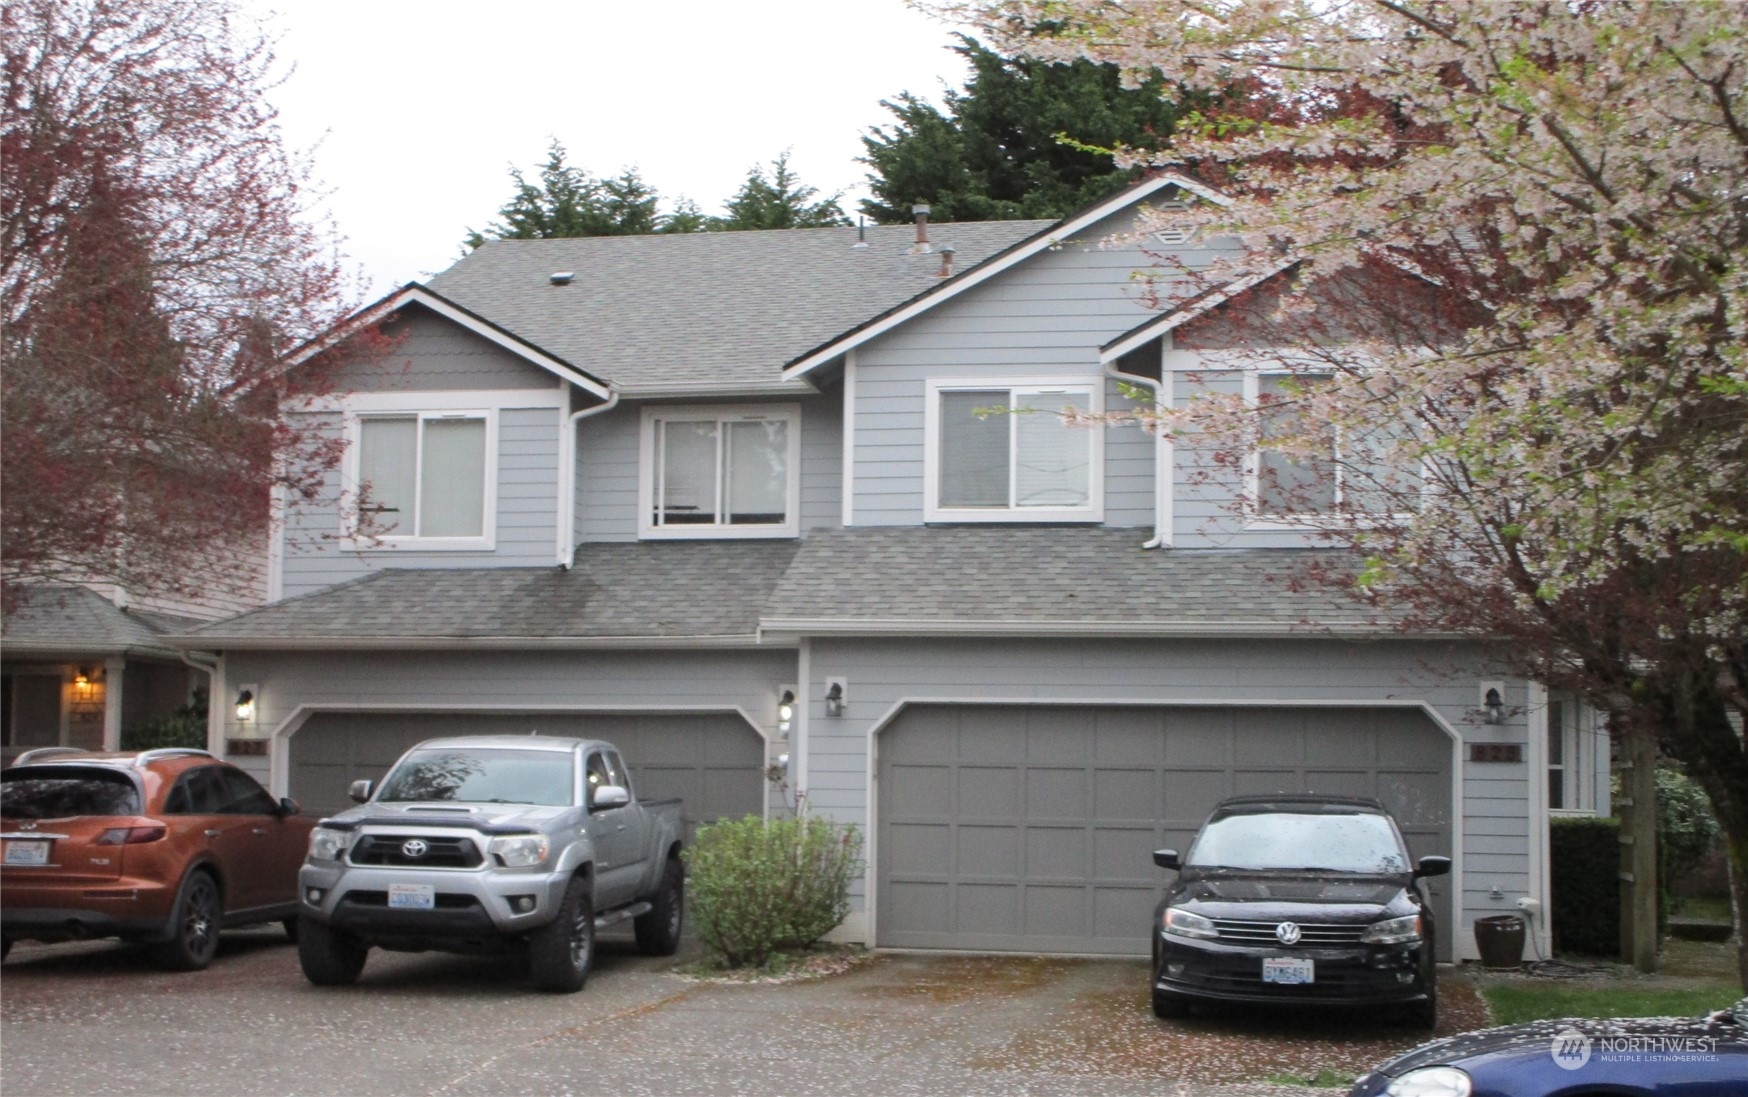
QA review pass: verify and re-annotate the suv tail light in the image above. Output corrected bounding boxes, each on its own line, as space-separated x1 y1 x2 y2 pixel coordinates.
95 825 168 845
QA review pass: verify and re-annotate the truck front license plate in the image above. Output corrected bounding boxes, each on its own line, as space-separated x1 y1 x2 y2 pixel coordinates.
388 883 435 910
3 840 50 866
1263 957 1314 985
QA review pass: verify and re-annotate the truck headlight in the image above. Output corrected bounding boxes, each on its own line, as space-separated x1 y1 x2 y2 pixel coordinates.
1162 906 1219 940
1362 914 1423 944
489 834 550 867
1383 1066 1471 1096
308 828 350 862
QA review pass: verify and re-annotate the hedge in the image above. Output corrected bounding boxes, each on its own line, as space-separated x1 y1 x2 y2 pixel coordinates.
1550 815 1620 957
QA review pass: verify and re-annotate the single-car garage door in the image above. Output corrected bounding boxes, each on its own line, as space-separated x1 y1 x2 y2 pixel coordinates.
289 711 765 837
877 705 1453 959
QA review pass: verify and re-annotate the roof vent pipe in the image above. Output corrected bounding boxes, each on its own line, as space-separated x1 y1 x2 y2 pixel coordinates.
937 246 956 279
852 215 869 249
550 271 575 286
911 204 932 254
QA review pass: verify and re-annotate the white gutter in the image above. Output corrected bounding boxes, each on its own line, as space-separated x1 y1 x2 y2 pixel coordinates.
557 387 621 568
1104 350 1170 549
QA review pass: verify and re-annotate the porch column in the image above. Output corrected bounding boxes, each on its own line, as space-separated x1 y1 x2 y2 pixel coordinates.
102 657 126 751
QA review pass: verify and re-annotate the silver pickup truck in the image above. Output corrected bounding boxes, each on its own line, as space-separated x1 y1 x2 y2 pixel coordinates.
295 735 685 993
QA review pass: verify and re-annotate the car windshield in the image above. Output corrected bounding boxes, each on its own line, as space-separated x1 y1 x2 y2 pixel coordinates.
1 768 142 819
1186 810 1409 873
375 749 573 806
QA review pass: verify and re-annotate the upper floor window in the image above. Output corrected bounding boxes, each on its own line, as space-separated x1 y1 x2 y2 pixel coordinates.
924 379 1103 523
1547 694 1597 813
1248 371 1417 525
639 405 800 539
348 410 493 548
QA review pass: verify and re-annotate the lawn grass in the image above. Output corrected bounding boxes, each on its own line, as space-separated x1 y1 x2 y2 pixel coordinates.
1481 983 1736 1025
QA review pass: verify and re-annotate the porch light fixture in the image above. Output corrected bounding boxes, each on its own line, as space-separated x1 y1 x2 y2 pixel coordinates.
1482 687 1504 726
73 670 94 700
824 679 846 718
234 687 256 723
777 689 796 734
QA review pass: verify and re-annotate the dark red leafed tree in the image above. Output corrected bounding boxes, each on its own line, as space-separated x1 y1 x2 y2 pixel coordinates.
1 0 367 608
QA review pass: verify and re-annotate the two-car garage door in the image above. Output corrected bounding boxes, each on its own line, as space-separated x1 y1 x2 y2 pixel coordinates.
288 711 765 837
877 704 1453 960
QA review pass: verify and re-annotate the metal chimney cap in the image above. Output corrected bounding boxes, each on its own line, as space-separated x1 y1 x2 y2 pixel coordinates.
549 271 575 285
911 204 931 216
938 245 957 255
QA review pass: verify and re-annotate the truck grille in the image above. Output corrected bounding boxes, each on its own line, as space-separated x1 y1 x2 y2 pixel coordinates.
1210 919 1369 946
348 835 483 868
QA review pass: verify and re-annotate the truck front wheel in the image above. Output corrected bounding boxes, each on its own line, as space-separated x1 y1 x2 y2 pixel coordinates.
634 857 684 956
530 875 594 993
297 916 368 986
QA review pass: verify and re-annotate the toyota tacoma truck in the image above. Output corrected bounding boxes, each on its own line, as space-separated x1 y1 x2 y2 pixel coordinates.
295 735 685 992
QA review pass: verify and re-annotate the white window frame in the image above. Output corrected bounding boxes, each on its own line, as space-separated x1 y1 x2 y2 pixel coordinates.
1546 692 1599 816
924 377 1105 523
637 404 802 540
1243 369 1417 531
339 394 499 552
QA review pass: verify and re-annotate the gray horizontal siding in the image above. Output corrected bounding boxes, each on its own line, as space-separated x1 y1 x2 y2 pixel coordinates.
799 636 1531 957
332 306 560 392
279 405 561 599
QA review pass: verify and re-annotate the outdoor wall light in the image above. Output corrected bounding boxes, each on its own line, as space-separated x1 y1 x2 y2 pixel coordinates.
73 670 93 700
777 688 796 733
824 679 847 717
234 687 257 723
1483 687 1505 726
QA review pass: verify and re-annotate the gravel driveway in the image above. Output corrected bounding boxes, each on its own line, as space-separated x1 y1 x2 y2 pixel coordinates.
0 930 1480 1097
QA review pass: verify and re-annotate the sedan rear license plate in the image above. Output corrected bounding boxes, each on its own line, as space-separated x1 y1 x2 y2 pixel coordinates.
388 883 435 910
1263 957 1314 985
3 840 50 866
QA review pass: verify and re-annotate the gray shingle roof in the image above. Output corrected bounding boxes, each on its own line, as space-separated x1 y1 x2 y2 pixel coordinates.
424 222 1050 392
176 541 801 646
0 586 198 656
761 528 1404 635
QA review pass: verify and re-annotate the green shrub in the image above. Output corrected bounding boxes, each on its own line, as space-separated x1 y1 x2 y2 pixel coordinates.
1550 815 1620 956
682 814 863 969
120 690 207 751
1655 763 1719 887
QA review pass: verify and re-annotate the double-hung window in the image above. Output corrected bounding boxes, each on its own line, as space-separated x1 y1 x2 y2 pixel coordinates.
349 411 493 548
1249 371 1417 524
640 406 800 538
925 379 1103 522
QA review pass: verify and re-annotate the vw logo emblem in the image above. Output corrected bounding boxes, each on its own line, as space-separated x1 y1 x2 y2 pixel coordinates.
1275 921 1302 945
401 839 429 859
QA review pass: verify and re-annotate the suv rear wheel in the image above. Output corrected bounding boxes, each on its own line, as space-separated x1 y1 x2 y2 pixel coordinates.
154 870 221 971
529 875 594 993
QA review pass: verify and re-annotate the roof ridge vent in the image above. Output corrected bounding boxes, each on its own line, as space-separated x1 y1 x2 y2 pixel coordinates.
550 271 575 286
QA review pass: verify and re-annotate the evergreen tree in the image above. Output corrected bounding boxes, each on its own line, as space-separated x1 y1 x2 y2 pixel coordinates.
464 141 699 245
714 151 849 231
860 34 1193 222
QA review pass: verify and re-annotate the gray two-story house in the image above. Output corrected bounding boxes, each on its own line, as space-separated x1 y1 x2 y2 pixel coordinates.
175 173 1607 962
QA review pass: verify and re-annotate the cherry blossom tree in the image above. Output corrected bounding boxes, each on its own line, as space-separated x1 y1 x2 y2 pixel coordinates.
2 0 368 608
950 1 1748 984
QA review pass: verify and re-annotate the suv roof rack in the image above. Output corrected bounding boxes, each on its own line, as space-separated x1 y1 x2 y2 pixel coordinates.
10 746 92 765
132 748 217 766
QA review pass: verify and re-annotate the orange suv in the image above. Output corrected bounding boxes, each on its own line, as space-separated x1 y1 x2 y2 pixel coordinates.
1 747 314 969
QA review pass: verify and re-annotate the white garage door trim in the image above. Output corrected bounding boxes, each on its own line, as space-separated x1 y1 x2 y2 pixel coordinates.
261 702 769 803
861 696 1464 955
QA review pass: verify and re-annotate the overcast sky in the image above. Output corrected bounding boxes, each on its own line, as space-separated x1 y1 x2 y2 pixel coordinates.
249 0 977 299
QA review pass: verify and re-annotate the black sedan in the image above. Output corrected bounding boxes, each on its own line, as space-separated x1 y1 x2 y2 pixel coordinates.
1151 794 1450 1027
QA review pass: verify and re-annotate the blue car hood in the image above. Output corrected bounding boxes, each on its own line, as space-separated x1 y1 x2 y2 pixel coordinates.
1373 1009 1747 1077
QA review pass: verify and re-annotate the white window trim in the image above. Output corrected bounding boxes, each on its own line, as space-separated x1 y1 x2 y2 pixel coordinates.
1545 692 1599 816
1242 368 1416 531
637 404 802 540
923 377 1105 524
339 405 499 552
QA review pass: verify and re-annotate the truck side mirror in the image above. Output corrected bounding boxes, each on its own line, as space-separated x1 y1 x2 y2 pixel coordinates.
1153 849 1181 870
348 779 374 804
1414 855 1451 878
591 784 630 810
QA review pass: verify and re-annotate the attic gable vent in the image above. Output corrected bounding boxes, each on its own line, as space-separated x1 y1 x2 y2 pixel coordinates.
1153 230 1191 247
549 271 575 286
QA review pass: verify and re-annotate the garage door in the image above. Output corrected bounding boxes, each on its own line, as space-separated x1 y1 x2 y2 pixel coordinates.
877 705 1453 959
289 711 765 838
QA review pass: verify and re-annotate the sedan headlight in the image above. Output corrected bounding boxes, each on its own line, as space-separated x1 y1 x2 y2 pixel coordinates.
1383 1066 1471 1096
489 834 550 868
1162 906 1219 940
307 828 350 862
1362 914 1423 944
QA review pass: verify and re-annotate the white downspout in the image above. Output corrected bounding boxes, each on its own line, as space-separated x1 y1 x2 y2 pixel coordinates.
180 650 221 754
558 387 621 569
1104 353 1170 549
